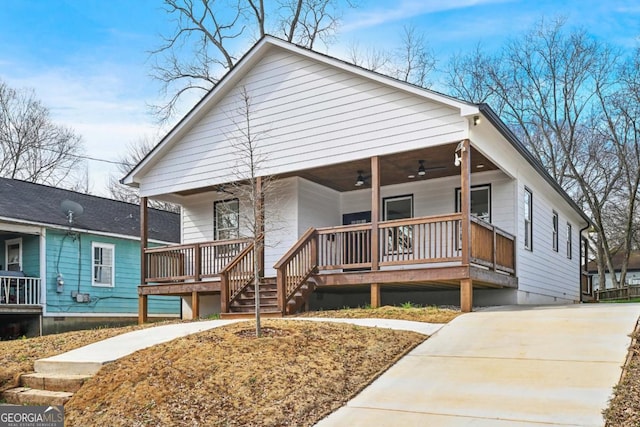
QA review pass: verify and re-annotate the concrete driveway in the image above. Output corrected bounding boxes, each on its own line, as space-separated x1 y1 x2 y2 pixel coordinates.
316 304 640 427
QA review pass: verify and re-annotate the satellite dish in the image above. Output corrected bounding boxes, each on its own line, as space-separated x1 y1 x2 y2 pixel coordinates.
60 200 84 225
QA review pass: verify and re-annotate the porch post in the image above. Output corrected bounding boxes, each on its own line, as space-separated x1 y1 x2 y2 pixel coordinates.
370 156 381 307
371 283 381 308
139 197 149 324
371 156 380 270
191 291 200 319
461 278 473 313
138 295 148 324
459 139 473 312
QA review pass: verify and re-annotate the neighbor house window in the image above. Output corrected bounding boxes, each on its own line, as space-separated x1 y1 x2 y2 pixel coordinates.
566 223 572 259
5 238 22 271
214 199 240 240
92 242 114 287
524 188 533 251
455 184 491 222
552 211 559 252
383 195 413 253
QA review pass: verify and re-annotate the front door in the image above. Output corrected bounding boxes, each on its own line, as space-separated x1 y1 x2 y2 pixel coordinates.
342 211 371 271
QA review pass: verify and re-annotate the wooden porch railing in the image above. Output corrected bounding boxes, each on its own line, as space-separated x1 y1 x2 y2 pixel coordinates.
0 276 41 305
274 228 318 312
470 217 516 274
144 238 251 283
379 214 462 266
219 240 257 313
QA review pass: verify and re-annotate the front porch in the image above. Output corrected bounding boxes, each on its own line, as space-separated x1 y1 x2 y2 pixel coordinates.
137 140 518 322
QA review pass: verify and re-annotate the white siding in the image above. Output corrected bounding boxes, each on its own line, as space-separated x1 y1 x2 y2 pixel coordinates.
297 179 340 235
139 49 467 197
340 170 515 234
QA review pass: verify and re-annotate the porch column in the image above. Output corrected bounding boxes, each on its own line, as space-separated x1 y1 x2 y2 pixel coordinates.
461 279 473 313
370 156 381 307
371 283 381 308
138 295 148 324
459 139 473 312
191 291 200 319
139 197 149 324
371 156 380 270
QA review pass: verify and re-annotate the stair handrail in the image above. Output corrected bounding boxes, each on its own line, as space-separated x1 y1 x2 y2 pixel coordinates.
219 237 260 313
274 227 318 313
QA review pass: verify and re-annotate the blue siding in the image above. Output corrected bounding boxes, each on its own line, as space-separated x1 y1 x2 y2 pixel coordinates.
0 234 39 275
45 230 179 315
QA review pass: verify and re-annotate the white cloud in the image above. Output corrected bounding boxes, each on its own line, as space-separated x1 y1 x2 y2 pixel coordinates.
341 0 513 32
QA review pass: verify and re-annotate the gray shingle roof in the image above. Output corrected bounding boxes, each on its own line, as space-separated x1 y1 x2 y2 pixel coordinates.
0 177 179 243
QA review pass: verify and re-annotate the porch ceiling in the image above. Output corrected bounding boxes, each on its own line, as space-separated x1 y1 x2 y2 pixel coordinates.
282 143 498 192
175 142 499 196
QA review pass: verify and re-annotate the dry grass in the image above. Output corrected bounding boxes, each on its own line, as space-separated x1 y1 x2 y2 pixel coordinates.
295 304 461 323
604 329 640 426
64 320 425 426
0 320 183 392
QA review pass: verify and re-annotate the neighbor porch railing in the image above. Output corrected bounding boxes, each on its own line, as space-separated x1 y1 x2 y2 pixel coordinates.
0 276 41 305
596 285 640 301
144 238 251 283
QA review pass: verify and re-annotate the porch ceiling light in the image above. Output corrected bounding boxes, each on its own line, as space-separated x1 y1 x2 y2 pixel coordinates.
355 171 365 187
418 160 426 176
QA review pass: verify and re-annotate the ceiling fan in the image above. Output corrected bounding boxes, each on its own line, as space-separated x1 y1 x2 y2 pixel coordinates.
412 160 445 178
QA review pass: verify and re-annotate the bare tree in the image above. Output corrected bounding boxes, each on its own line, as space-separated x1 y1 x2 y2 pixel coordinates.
389 25 436 88
0 80 84 187
109 136 179 212
442 17 640 290
224 85 281 337
151 0 355 122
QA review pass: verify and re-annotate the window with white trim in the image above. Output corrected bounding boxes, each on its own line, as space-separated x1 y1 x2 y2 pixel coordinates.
214 199 240 240
524 188 533 251
552 211 558 252
92 242 115 287
566 223 572 259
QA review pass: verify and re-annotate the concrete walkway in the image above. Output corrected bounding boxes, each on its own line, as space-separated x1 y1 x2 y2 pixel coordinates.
33 317 440 376
316 304 640 427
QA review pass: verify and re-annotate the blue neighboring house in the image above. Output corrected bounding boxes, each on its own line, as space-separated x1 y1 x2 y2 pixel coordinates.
0 177 180 337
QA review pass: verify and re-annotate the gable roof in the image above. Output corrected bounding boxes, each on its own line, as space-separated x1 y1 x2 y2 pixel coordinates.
122 35 478 186
0 177 179 243
122 35 590 228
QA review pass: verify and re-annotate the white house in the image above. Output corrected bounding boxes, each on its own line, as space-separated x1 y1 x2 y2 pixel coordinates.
123 36 591 321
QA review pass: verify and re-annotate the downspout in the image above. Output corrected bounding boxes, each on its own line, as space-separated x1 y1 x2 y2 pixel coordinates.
579 223 590 302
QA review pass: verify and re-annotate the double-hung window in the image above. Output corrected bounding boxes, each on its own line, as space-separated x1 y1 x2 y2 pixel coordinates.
524 188 533 251
214 199 240 240
92 242 114 287
552 211 559 252
566 223 572 259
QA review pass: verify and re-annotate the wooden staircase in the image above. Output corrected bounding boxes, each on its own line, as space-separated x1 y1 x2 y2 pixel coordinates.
284 280 316 315
221 278 283 319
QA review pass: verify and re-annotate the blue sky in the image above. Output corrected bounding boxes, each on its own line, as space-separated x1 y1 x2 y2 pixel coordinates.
0 0 638 195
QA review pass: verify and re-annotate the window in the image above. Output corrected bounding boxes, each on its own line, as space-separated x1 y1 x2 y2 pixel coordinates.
92 243 114 287
552 211 559 252
524 188 533 251
383 195 413 253
214 199 240 240
455 185 491 222
566 223 572 259
5 238 22 271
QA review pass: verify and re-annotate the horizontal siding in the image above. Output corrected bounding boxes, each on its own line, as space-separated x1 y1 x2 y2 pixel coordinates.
297 178 340 235
45 230 179 315
140 49 466 196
